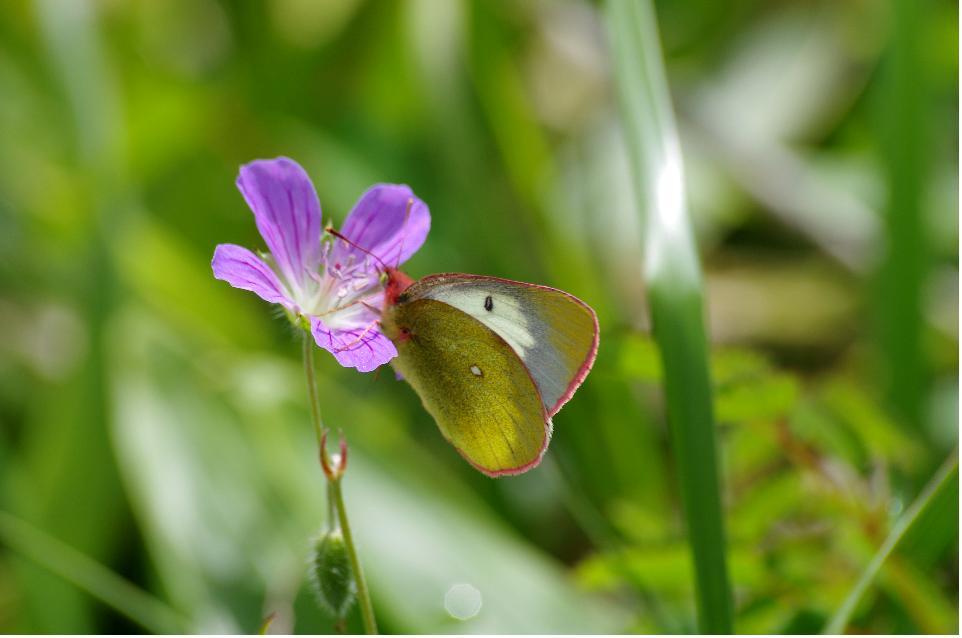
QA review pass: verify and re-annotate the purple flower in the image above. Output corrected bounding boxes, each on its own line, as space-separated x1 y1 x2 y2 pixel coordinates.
212 157 430 372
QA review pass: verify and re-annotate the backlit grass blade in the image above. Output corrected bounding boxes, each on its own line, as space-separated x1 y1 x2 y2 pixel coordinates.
823 449 959 634
0 511 187 634
605 0 734 633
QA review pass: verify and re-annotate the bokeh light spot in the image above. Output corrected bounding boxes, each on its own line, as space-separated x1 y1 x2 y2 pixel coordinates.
444 583 482 620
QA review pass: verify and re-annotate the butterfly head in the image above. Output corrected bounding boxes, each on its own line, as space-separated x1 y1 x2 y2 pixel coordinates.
384 267 414 306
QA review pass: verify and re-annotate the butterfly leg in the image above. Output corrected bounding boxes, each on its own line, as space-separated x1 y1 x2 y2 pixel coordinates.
332 317 382 353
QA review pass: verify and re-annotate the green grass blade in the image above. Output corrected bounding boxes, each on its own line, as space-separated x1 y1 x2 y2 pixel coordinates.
823 449 959 634
0 511 188 634
606 0 733 632
875 0 931 430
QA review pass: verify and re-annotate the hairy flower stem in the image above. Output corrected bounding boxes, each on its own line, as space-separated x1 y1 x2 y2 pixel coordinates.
302 333 378 634
329 475 377 634
302 333 325 448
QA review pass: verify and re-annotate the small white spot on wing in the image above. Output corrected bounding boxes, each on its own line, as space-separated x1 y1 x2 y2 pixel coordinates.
470 365 482 376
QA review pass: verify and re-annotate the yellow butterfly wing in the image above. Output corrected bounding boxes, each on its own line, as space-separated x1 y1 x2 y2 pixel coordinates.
406 274 599 417
382 274 599 476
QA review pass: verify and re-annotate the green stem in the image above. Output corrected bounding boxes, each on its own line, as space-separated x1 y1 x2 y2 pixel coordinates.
326 479 337 534
303 331 324 448
0 511 187 634
823 449 959 634
302 333 378 634
329 476 378 635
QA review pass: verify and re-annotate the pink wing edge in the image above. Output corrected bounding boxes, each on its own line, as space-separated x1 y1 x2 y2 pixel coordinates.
412 273 600 478
457 419 554 478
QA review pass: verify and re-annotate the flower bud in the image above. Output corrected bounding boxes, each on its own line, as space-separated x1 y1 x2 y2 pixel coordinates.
319 430 348 481
309 529 356 618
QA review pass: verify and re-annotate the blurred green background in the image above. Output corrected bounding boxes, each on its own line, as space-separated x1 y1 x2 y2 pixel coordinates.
0 0 957 634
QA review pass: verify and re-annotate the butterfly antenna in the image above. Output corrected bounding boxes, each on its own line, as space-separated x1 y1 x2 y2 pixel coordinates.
393 197 414 269
327 229 390 272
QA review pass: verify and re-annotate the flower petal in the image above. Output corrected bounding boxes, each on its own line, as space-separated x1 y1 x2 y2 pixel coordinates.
332 184 430 268
212 244 292 307
310 316 398 373
236 157 322 292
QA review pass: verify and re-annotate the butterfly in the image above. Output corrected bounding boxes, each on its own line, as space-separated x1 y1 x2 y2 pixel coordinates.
330 229 599 477
379 267 599 477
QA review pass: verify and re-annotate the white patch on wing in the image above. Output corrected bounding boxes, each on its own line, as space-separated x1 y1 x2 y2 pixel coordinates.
420 286 535 358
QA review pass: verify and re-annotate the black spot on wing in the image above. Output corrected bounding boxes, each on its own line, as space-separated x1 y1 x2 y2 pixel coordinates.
484 295 493 311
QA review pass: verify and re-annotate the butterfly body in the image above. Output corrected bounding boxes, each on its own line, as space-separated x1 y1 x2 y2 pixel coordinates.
381 269 598 477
